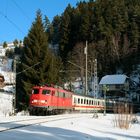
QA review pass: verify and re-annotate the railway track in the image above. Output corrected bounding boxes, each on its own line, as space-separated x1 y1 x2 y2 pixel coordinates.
0 113 90 132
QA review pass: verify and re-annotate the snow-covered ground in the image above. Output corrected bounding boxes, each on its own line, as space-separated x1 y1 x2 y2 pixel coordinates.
0 113 140 140
0 90 14 116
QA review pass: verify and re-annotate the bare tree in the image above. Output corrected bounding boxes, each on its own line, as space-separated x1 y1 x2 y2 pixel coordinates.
112 32 121 62
113 101 133 129
67 42 97 92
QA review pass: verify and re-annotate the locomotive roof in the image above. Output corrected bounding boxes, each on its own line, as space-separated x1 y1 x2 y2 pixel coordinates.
33 85 99 98
33 85 73 93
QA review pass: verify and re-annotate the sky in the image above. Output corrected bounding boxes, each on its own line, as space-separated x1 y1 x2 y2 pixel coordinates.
0 0 79 44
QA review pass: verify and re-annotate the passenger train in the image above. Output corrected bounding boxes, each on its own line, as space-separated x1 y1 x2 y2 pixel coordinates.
29 84 105 115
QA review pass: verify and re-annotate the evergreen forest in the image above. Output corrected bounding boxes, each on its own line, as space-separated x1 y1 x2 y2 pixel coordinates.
16 0 140 110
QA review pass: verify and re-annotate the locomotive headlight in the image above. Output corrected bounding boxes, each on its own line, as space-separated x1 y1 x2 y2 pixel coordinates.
40 100 45 103
32 99 38 103
32 99 47 104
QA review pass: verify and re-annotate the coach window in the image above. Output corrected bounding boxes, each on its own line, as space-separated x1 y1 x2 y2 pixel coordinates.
81 99 83 104
42 90 50 95
78 98 80 104
89 100 91 105
87 100 88 104
92 100 93 105
84 99 86 104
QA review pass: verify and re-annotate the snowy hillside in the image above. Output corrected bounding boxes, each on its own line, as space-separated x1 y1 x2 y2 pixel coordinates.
0 58 15 84
0 58 15 116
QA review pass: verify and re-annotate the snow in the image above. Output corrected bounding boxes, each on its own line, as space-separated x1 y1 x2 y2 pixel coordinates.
0 91 14 116
0 58 140 139
0 58 15 117
99 74 128 85
0 69 15 84
0 85 14 117
0 113 140 140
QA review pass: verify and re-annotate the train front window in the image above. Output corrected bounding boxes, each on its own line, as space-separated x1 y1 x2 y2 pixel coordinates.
32 89 39 94
42 90 50 95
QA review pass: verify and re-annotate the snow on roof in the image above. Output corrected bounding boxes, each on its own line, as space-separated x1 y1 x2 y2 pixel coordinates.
99 74 128 85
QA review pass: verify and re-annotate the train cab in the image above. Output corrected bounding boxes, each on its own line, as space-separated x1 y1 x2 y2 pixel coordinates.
29 85 73 115
30 86 52 107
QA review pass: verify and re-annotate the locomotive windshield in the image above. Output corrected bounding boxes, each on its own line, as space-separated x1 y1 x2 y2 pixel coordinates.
32 88 39 94
42 89 50 95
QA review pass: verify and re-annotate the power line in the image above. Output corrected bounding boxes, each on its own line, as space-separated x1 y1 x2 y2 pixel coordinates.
16 62 41 75
5 0 9 17
12 0 32 22
0 11 25 35
67 61 91 73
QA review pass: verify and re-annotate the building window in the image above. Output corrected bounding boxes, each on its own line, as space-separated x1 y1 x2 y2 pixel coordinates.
115 84 121 89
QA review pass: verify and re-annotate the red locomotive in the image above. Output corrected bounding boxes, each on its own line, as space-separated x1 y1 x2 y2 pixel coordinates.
29 84 105 115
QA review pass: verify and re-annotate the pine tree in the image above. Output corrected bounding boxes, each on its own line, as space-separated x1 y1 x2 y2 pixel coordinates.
3 41 8 48
16 10 61 110
59 4 74 61
13 39 19 47
48 15 61 45
78 2 90 42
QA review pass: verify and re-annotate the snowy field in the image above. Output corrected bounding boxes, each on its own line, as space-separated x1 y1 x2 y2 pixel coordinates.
0 113 140 140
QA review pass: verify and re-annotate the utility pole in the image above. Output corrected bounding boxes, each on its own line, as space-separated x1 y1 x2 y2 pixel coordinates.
93 59 98 98
103 85 109 116
90 60 93 95
84 41 88 95
13 57 16 115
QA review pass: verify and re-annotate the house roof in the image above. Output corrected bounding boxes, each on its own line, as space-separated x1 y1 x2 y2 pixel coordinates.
99 74 128 85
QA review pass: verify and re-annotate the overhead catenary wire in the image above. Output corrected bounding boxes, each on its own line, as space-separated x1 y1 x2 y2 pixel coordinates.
12 0 55 23
12 0 32 23
67 61 91 74
0 0 31 39
0 1 53 43
16 62 41 75
0 11 25 35
5 0 9 17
